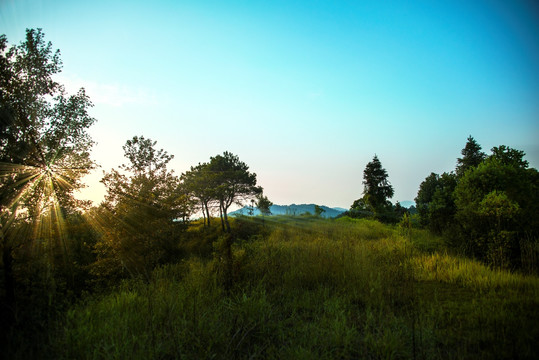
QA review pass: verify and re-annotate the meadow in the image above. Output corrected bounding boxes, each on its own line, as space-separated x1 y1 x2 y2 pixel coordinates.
12 216 535 359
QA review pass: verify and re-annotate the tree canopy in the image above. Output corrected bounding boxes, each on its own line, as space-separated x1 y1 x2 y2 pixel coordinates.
256 194 273 216
362 155 394 210
416 136 538 269
350 155 395 221
1 29 96 311
94 136 189 279
207 151 262 232
456 135 486 177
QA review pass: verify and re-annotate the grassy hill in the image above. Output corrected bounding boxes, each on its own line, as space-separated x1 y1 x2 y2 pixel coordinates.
5 216 536 359
39 216 539 359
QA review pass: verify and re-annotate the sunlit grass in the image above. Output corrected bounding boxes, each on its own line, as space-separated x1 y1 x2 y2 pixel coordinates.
50 217 539 359
413 251 539 292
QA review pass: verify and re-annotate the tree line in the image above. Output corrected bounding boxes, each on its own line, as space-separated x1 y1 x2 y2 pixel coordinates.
345 137 538 271
0 30 269 326
416 136 539 270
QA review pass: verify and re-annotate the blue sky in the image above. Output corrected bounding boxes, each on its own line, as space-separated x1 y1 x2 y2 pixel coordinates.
2 0 538 208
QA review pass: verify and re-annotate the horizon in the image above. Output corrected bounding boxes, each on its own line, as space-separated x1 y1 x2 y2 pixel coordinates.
2 0 538 208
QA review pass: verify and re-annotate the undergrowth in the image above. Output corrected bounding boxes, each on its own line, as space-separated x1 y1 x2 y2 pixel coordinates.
14 217 539 359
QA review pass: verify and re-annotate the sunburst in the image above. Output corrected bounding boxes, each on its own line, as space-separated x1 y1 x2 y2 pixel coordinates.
0 159 90 258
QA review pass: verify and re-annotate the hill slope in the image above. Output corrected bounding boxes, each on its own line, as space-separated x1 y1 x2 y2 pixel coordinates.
53 217 539 359
230 204 345 218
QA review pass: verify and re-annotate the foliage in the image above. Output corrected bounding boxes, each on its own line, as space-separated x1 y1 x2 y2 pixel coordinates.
454 152 538 268
207 151 262 232
314 204 325 217
417 136 539 270
415 172 457 234
0 29 95 212
455 135 486 177
362 154 394 211
93 136 188 280
0 28 96 326
255 193 272 216
43 218 539 360
350 155 399 222
180 162 216 226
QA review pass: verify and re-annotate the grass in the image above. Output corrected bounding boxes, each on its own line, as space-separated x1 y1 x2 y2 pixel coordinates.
28 217 539 359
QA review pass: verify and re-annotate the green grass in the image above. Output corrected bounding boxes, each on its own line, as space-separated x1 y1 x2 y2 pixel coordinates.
41 217 539 359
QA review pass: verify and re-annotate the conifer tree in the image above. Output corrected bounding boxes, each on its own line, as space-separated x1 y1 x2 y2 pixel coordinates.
456 136 486 177
363 155 394 210
352 155 394 215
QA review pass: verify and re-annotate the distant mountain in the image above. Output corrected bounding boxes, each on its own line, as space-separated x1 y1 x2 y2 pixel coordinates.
229 204 346 218
397 201 415 208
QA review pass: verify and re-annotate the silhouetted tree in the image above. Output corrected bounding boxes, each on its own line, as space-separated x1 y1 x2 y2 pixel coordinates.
95 136 188 279
456 136 486 177
0 29 95 316
415 173 439 227
181 163 216 227
363 155 394 210
351 155 394 220
417 136 538 270
455 146 538 268
208 151 262 232
314 205 326 217
256 194 272 216
415 172 457 234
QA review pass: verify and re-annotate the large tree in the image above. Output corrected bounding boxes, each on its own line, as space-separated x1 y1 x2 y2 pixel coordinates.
94 136 189 279
1 29 95 313
181 162 217 227
454 146 538 268
352 155 394 216
208 151 262 232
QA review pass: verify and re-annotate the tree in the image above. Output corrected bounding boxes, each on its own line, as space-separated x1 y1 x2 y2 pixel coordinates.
181 162 216 227
490 145 528 168
363 155 394 210
94 136 188 279
207 151 262 232
351 155 394 218
454 148 538 268
456 136 486 177
416 137 538 270
256 194 273 216
415 172 457 234
1 29 95 315
314 205 326 217
415 173 440 227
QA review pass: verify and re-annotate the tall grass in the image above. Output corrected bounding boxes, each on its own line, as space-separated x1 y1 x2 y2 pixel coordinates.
47 217 539 359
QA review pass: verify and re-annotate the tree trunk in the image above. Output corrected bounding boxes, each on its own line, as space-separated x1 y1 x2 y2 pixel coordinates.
201 201 206 226
219 203 225 232
204 202 211 227
223 209 231 233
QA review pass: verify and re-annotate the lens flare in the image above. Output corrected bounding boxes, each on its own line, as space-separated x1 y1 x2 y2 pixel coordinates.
0 160 91 260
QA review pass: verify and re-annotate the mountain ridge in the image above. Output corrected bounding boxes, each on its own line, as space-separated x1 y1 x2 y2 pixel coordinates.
229 203 346 218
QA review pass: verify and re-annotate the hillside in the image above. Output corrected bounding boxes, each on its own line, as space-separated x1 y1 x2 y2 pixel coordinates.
230 203 346 218
46 217 539 359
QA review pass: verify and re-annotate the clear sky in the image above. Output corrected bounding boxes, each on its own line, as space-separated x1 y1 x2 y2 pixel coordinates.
2 0 539 208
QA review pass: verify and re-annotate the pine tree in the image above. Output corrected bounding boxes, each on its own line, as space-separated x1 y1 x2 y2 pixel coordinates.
456 136 486 177
360 155 394 212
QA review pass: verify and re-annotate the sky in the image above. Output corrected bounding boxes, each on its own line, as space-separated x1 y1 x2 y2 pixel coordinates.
2 0 539 208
